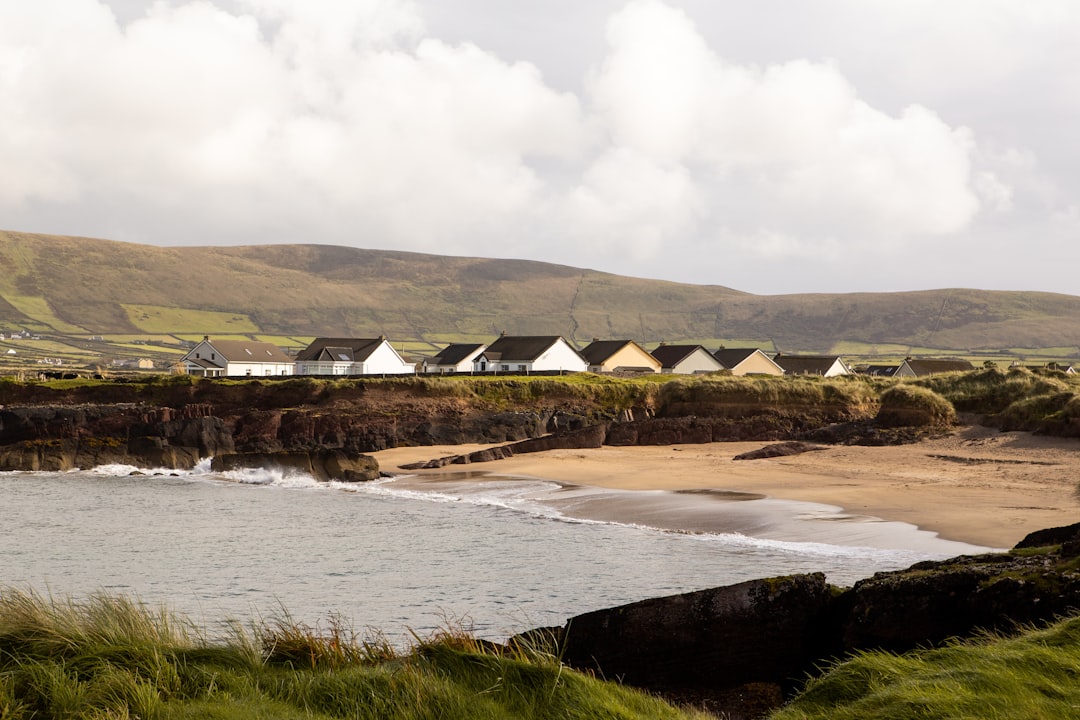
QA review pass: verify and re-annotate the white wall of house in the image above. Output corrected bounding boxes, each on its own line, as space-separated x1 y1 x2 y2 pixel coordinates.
227 361 294 377
362 341 415 374
530 339 587 372
819 359 850 377
667 349 724 374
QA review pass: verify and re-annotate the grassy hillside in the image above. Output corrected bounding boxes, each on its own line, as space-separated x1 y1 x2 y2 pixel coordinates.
1 230 1079 359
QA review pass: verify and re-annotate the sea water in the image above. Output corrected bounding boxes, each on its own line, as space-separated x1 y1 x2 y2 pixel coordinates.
0 463 990 641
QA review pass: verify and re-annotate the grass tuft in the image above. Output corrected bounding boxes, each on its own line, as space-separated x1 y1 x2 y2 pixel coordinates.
0 590 707 719
773 615 1080 720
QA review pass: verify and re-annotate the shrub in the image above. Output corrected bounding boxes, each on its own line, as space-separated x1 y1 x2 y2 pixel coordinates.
875 383 956 428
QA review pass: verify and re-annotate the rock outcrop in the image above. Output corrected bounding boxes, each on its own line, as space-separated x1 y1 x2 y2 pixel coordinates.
211 450 380 482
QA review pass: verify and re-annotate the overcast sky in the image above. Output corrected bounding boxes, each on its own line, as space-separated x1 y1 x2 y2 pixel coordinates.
3 1 1078 295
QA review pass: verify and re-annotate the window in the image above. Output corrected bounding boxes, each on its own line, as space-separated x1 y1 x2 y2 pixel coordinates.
518 365 527 371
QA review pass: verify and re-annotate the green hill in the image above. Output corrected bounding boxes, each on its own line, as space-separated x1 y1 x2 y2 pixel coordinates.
1 230 1078 360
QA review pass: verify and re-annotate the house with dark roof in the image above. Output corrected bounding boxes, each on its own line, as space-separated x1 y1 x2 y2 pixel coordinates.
181 336 294 377
895 358 975 378
424 343 487 374
773 354 851 377
1019 362 1076 375
295 337 414 375
474 336 587 373
650 345 724 374
579 340 660 374
712 347 784 376
861 364 900 377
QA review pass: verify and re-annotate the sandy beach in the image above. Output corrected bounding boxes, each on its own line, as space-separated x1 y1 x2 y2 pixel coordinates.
371 426 1080 549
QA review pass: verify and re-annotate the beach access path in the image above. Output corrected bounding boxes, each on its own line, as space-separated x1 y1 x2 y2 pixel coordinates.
372 426 1080 549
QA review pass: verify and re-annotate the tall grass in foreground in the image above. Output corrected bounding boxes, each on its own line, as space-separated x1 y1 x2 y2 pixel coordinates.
0 590 709 720
772 614 1080 720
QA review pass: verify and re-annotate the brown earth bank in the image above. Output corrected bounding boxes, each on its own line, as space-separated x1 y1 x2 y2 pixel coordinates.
510 522 1080 720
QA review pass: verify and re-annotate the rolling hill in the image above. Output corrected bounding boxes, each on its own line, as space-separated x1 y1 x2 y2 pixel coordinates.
1 230 1078 361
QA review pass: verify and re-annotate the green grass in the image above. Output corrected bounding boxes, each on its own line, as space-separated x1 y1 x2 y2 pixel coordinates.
772 615 1080 720
1 295 89 334
915 366 1079 416
122 305 259 334
0 590 708 720
658 374 880 417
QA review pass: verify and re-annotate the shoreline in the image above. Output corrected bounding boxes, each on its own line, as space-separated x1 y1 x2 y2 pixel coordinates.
371 426 1080 549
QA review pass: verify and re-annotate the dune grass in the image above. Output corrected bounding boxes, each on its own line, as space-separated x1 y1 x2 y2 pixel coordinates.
0 590 708 720
875 384 956 427
772 615 1080 720
658 374 880 416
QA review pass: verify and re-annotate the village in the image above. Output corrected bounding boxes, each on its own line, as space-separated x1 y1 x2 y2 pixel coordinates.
174 334 1076 379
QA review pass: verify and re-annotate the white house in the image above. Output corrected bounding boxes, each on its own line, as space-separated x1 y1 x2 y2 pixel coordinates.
474 336 587 373
895 358 975 378
650 345 724 374
294 337 414 375
180 337 294 377
773 354 852 377
424 343 487 374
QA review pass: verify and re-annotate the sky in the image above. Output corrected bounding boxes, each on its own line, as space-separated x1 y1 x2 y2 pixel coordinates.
2 0 1078 295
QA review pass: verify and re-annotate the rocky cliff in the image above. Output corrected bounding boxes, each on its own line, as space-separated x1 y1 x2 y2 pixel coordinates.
0 375 889 474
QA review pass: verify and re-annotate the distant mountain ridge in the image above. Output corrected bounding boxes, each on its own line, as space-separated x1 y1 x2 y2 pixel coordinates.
1 229 1078 355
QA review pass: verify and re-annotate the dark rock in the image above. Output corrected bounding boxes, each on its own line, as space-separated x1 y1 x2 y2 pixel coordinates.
840 551 1080 653
211 450 380 482
733 441 827 460
1013 521 1080 549
558 574 836 702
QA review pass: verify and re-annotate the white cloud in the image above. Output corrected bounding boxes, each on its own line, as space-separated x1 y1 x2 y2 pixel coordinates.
588 0 982 242
0 0 1075 293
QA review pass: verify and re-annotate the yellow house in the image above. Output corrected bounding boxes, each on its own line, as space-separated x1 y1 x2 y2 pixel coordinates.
580 340 661 374
712 348 784 376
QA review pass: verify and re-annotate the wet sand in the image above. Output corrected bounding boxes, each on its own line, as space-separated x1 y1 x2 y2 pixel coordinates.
371 426 1080 549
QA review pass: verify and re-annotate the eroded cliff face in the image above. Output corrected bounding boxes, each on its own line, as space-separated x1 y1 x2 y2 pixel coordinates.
0 404 233 471
0 376 884 473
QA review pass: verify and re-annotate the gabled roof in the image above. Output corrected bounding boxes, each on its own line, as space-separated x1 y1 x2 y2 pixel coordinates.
773 355 847 375
205 339 292 364
481 336 567 363
651 344 711 368
431 343 486 365
862 365 899 377
902 358 975 376
187 357 224 370
580 340 637 365
712 347 765 369
295 338 386 363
